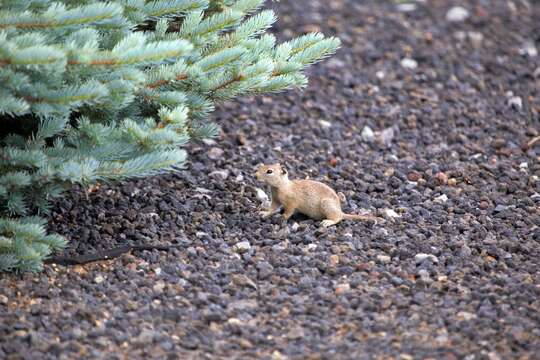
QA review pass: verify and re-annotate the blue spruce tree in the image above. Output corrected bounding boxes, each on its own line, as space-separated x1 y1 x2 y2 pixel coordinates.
0 0 340 272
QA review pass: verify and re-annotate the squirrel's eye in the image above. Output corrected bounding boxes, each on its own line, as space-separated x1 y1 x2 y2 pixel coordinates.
266 169 273 174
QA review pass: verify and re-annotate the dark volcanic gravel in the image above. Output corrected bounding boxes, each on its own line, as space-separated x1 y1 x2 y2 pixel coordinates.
2 0 540 359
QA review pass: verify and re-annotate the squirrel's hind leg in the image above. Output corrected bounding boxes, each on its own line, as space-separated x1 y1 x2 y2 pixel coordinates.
320 199 343 227
321 219 340 227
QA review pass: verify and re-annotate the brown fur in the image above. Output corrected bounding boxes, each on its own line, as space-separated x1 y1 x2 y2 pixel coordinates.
255 163 378 227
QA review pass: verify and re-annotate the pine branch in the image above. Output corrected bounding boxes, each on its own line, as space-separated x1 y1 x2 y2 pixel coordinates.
146 73 188 89
210 72 245 92
0 3 126 30
68 39 193 66
143 0 209 18
0 0 340 273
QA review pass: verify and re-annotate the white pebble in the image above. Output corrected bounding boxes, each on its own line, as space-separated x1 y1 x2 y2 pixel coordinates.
361 126 375 142
377 255 391 264
519 41 538 57
306 244 317 251
446 6 469 22
227 318 242 325
519 162 528 170
195 187 211 193
207 147 224 160
380 125 399 146
255 188 269 203
153 281 165 293
384 208 401 218
234 241 251 253
202 138 217 146
435 194 448 203
319 119 332 128
396 3 416 12
468 31 484 47
457 311 476 321
414 253 439 264
400 58 418 69
507 96 522 110
418 269 431 281
209 170 229 180
375 70 385 79
94 275 105 284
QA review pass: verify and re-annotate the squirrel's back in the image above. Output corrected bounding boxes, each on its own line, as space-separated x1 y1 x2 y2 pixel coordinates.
283 179 340 220
290 179 339 200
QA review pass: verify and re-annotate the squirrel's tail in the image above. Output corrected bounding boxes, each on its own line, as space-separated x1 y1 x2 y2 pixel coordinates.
343 213 379 224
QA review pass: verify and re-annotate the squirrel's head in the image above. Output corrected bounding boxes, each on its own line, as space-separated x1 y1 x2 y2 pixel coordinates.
255 163 288 186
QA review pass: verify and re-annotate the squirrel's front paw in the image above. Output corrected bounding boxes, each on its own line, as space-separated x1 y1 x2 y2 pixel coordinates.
259 210 273 218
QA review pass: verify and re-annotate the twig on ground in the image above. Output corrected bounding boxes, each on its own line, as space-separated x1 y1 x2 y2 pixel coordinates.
44 244 183 266
526 135 540 149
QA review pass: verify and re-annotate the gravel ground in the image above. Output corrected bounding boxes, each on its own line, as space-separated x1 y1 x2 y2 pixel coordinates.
1 0 540 359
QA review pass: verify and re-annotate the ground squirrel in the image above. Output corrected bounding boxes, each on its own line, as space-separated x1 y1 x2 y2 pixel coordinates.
255 163 379 227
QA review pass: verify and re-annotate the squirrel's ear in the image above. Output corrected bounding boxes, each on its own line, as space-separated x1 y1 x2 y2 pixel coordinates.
281 162 288 175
